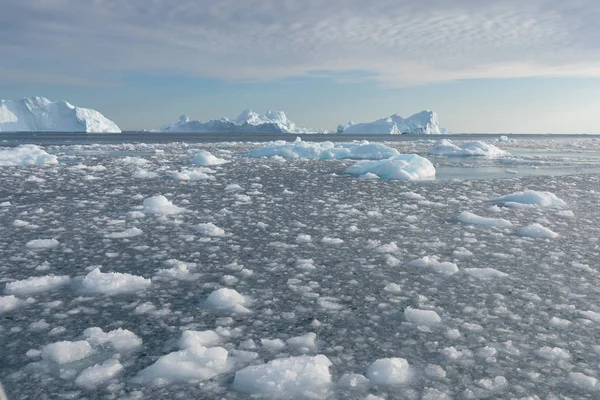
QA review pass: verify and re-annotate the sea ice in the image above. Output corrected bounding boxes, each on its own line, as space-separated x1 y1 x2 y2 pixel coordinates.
142 195 186 215
233 355 332 397
4 275 71 296
516 223 559 238
75 359 123 389
457 211 513 228
104 228 143 239
41 340 94 364
492 190 566 208
346 154 436 181
196 222 226 237
0 295 25 314
429 139 507 157
189 150 229 166
80 268 151 295
25 238 60 249
404 308 442 325
204 288 250 313
366 358 412 386
0 144 59 166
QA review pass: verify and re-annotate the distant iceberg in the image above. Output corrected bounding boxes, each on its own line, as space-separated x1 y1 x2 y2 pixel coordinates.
0 97 121 133
156 109 326 134
339 110 447 135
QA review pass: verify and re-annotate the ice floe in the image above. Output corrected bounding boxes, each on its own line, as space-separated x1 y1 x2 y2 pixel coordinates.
492 190 567 208
142 195 186 215
517 223 559 238
345 154 436 180
0 144 59 166
80 268 151 295
429 139 508 157
4 275 71 296
457 211 513 228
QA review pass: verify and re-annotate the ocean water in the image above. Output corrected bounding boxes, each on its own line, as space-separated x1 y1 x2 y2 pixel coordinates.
1 134 600 399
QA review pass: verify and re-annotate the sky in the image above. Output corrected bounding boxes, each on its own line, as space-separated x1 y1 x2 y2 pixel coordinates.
1 0 600 133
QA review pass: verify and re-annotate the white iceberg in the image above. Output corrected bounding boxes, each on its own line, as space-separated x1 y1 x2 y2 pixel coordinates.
80 268 151 295
156 109 324 134
0 145 58 166
189 150 229 166
345 154 436 181
429 139 508 157
142 195 186 215
248 138 400 160
340 110 443 135
0 96 120 133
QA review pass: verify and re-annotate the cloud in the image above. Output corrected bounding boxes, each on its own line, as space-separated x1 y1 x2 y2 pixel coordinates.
2 0 600 87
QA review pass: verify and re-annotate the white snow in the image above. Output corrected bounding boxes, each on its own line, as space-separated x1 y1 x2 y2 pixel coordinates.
0 145 59 166
80 268 151 295
189 150 230 166
142 195 186 215
429 139 508 157
346 154 436 181
196 223 226 237
340 110 443 135
492 190 567 208
4 275 71 296
0 96 121 133
75 359 123 389
516 223 559 238
233 355 332 397
25 238 60 249
457 211 513 228
204 288 250 313
248 138 400 160
404 308 442 325
366 358 412 386
41 340 94 364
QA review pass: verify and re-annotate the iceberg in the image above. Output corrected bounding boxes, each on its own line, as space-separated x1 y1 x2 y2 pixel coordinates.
429 139 508 158
157 109 325 134
0 97 121 133
339 110 444 135
0 144 58 166
248 137 400 159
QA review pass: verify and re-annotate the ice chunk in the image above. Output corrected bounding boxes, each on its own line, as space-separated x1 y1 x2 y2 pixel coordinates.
248 138 400 160
492 190 566 208
535 346 571 360
0 144 59 166
189 150 229 166
346 154 435 181
178 330 222 349
205 288 250 313
516 223 559 238
233 355 332 397
404 308 441 325
407 256 459 276
0 295 25 314
83 327 143 352
366 358 411 386
429 139 507 158
338 373 370 390
567 372 598 392
142 195 185 215
286 333 317 352
41 340 94 364
464 268 508 278
25 238 60 249
196 223 226 237
261 338 286 351
81 268 151 295
4 275 71 296
75 359 123 389
104 228 143 239
457 211 512 228
132 169 158 179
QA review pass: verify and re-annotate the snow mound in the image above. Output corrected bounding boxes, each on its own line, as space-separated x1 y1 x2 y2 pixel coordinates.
205 288 250 313
248 138 400 160
4 275 71 296
0 145 58 166
492 190 567 208
41 340 94 364
404 308 441 325
0 96 121 133
189 150 229 166
142 195 185 215
25 238 60 249
345 154 435 181
340 110 443 135
429 139 507 158
516 223 559 238
457 211 513 228
196 223 226 237
233 355 332 397
81 268 151 295
157 109 323 134
366 358 412 386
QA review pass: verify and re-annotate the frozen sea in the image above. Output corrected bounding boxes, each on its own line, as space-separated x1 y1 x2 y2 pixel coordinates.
1 133 600 399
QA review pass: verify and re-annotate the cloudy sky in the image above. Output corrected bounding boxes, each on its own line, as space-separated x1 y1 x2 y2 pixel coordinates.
2 0 600 132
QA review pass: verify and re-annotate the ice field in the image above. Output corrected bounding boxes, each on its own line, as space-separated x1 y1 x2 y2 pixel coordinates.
1 135 600 399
